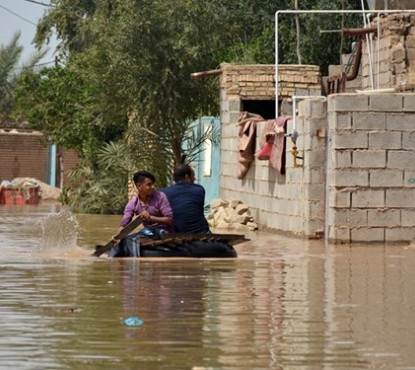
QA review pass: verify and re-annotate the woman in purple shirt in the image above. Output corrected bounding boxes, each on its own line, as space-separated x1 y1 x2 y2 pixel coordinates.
110 170 173 257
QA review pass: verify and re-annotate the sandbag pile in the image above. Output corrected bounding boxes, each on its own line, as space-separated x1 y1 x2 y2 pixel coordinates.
207 199 258 231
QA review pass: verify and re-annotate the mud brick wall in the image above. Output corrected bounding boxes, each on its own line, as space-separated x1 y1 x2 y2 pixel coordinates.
220 63 321 101
326 93 415 243
220 63 322 129
361 13 415 89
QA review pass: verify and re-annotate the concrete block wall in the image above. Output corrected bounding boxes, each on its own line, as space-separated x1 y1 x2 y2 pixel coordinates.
219 64 415 243
326 93 415 243
220 96 327 238
219 63 324 237
295 99 328 237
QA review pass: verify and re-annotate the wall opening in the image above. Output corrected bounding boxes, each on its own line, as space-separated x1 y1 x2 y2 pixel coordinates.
241 99 278 119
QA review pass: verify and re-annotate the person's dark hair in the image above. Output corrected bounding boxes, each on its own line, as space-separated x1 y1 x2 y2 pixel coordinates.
173 164 192 182
133 170 156 185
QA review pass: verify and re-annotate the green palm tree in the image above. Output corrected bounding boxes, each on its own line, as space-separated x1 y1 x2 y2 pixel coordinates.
0 32 47 125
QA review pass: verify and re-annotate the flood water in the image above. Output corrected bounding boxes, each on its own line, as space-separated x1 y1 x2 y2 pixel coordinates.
1 204 415 369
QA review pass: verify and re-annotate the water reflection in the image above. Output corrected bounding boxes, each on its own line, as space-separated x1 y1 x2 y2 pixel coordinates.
1 205 415 369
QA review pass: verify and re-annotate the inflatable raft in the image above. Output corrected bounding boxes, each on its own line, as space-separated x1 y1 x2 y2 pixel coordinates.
135 233 246 258
94 232 247 258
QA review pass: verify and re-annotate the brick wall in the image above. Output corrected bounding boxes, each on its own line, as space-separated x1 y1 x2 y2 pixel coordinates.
0 129 80 186
0 130 49 182
220 63 321 100
59 150 81 187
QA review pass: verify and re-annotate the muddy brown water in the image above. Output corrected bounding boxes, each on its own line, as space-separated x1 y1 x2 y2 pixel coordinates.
1 204 415 369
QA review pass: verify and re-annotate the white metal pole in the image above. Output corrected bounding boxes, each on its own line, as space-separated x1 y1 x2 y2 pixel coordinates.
377 15 381 89
360 0 375 89
275 13 279 117
366 13 375 89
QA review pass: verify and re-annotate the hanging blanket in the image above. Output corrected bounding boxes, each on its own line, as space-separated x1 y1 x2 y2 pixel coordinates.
255 120 277 160
237 112 263 179
237 113 291 178
269 116 291 175
255 116 291 174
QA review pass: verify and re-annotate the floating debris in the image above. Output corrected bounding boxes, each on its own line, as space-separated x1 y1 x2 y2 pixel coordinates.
124 317 143 326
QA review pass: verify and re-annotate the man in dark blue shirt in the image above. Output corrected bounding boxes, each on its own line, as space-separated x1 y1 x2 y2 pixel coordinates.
162 164 210 233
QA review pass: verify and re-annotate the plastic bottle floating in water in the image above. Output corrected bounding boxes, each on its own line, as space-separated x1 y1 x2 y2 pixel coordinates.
124 316 143 326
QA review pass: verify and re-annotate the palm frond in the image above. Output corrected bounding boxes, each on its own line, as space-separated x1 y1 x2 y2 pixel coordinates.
181 118 220 164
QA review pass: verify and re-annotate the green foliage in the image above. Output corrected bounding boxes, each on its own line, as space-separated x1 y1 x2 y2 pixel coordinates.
0 32 47 124
217 0 363 72
58 186 70 206
65 157 128 214
13 0 366 214
276 0 363 74
14 62 127 157
182 118 221 165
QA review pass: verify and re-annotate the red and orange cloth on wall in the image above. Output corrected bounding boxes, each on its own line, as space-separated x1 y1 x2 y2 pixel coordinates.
237 112 292 179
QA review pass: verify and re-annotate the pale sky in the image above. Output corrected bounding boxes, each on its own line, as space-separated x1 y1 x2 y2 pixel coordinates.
0 0 58 65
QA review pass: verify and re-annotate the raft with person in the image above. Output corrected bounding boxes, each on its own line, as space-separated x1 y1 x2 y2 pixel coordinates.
92 215 248 258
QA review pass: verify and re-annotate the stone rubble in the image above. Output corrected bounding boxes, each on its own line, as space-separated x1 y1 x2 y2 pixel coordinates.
208 198 258 232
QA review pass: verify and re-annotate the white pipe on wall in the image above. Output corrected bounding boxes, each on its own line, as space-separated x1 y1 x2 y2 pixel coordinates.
360 1 375 89
274 9 415 117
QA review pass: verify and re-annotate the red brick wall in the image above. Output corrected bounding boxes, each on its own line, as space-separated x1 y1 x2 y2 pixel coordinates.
0 129 80 186
59 150 81 187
